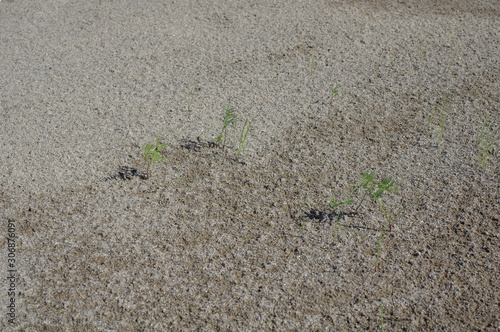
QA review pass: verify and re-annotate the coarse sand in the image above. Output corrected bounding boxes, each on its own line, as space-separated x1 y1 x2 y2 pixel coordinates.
1 0 499 330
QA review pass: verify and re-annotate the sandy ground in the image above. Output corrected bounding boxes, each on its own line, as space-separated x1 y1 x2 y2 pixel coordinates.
1 0 499 330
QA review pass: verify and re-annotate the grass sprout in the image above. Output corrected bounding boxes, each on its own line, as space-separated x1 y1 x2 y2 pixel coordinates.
238 119 252 156
215 105 238 151
214 103 253 157
330 86 339 97
379 305 386 332
142 138 166 180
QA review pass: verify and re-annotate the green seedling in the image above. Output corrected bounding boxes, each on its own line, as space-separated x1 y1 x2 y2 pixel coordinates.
215 105 238 151
330 173 398 232
379 305 386 332
472 87 480 98
328 173 402 269
357 173 398 231
329 173 421 270
330 86 339 97
427 96 451 146
238 119 252 156
357 173 397 271
142 138 166 180
360 173 425 270
477 112 494 168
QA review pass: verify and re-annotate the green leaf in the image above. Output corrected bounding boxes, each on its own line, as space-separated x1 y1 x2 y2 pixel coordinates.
360 172 376 189
328 197 353 209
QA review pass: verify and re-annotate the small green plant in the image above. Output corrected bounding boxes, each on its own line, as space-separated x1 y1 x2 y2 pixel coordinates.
142 138 166 180
328 173 407 269
359 173 424 270
472 86 480 98
329 173 397 230
214 104 253 157
238 119 252 156
427 96 452 146
477 111 494 168
215 105 238 151
357 173 398 232
379 305 386 332
330 173 421 270
330 86 339 97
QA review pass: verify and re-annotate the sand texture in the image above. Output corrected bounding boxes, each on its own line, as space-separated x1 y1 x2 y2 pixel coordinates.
1 0 499 330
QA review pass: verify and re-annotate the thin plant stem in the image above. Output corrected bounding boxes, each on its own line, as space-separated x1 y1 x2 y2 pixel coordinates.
379 305 386 332
142 138 166 180
238 119 252 156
